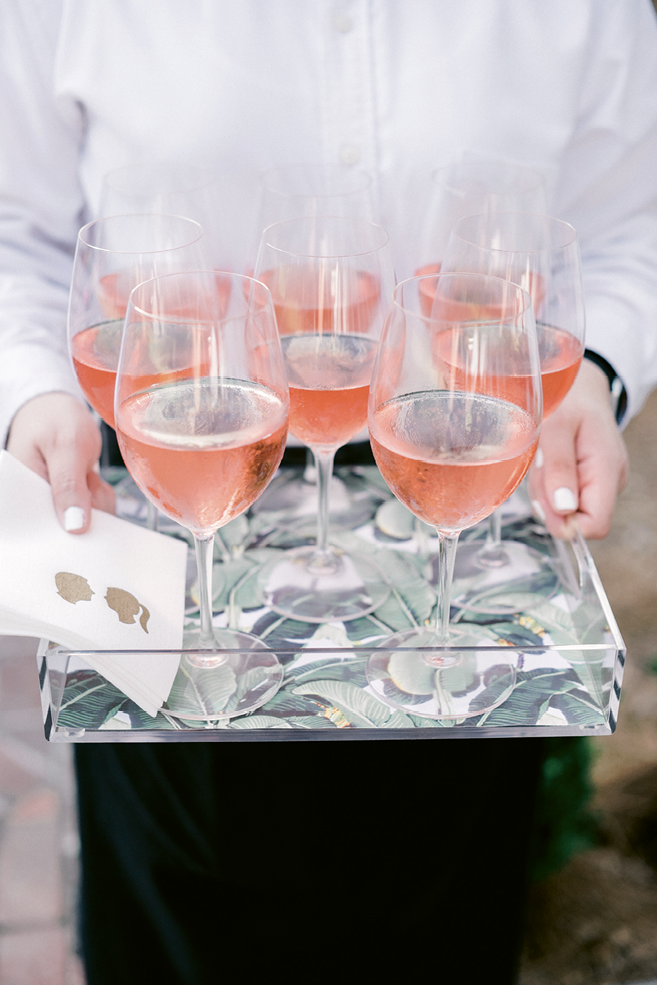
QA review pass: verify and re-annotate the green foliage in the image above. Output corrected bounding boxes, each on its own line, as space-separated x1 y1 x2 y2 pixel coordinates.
529 736 600 882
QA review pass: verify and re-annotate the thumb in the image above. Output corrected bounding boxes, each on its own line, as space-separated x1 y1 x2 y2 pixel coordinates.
528 424 579 540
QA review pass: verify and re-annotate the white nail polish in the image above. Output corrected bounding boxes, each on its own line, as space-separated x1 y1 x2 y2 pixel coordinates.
531 499 547 523
553 487 578 513
534 448 544 469
64 506 85 532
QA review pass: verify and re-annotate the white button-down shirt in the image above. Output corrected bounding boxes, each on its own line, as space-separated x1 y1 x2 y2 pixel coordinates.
1 0 657 442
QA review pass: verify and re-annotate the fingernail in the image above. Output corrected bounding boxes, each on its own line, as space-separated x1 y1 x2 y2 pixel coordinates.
64 506 85 532
534 448 544 469
553 487 578 513
531 499 547 523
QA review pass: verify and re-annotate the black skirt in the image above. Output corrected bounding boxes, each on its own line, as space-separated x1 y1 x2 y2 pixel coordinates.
75 736 544 984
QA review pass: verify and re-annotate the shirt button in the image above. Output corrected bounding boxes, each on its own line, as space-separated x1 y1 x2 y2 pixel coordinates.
332 13 354 33
340 145 361 165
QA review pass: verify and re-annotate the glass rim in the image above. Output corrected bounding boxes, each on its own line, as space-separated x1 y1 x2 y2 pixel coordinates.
451 211 579 253
259 214 389 258
127 268 273 321
393 271 534 325
77 213 204 254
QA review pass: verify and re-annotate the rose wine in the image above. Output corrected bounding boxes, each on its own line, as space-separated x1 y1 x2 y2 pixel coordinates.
71 321 123 428
434 323 582 419
535 324 583 417
71 321 216 429
417 263 546 320
281 333 378 448
97 272 132 320
98 271 232 321
116 379 288 535
416 263 442 318
259 266 380 336
369 390 538 533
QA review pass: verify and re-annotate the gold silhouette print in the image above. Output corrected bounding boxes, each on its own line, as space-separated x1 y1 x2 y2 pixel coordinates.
55 573 150 634
104 588 150 634
55 572 94 604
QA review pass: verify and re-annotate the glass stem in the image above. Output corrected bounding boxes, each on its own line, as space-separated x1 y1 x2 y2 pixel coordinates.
313 448 336 559
303 447 316 484
194 533 216 648
146 499 159 532
433 530 460 645
486 509 502 549
477 508 509 568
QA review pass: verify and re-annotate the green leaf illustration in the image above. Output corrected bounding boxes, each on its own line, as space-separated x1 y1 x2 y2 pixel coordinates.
549 690 605 725
293 679 394 727
379 709 415 728
288 658 369 689
284 715 338 729
228 715 293 730
223 664 277 714
385 651 436 695
167 662 237 717
56 671 128 730
210 557 256 609
216 514 249 553
480 669 592 726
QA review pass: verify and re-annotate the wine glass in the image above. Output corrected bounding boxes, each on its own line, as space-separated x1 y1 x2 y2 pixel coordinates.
441 212 585 611
248 163 378 269
98 162 235 272
254 215 395 622
68 213 209 430
410 162 546 572
414 159 547 287
114 270 289 720
366 273 542 719
249 164 380 530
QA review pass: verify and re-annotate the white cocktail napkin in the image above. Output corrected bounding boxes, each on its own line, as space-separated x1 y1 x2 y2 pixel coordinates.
0 451 187 716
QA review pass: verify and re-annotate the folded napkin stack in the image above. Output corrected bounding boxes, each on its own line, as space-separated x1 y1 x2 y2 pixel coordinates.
0 451 188 716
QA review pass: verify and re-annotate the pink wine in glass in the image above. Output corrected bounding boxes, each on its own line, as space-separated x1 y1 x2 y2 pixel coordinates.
71 322 122 428
369 390 538 533
72 273 230 429
417 265 546 320
536 324 583 417
97 271 232 322
72 321 217 429
259 267 380 336
116 378 288 535
434 322 582 420
281 333 378 448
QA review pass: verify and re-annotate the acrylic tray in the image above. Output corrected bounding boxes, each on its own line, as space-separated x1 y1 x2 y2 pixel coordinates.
38 466 625 742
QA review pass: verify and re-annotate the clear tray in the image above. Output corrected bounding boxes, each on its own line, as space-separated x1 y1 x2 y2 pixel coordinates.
38 466 625 742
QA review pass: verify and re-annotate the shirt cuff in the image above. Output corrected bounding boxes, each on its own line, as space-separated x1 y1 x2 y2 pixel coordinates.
583 349 627 424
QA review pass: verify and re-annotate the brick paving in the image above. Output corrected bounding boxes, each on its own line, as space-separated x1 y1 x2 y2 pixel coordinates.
0 635 84 985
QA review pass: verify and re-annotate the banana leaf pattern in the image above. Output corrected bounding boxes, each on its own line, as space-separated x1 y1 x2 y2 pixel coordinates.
43 467 622 739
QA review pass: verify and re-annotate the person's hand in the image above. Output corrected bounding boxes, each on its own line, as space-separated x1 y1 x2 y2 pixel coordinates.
6 392 115 533
528 359 629 539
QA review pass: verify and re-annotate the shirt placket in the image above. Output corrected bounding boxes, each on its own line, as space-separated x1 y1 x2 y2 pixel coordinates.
318 0 379 178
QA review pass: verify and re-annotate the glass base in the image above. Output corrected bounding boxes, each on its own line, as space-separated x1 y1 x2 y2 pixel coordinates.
449 539 559 615
367 627 516 720
164 631 283 721
258 546 390 623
